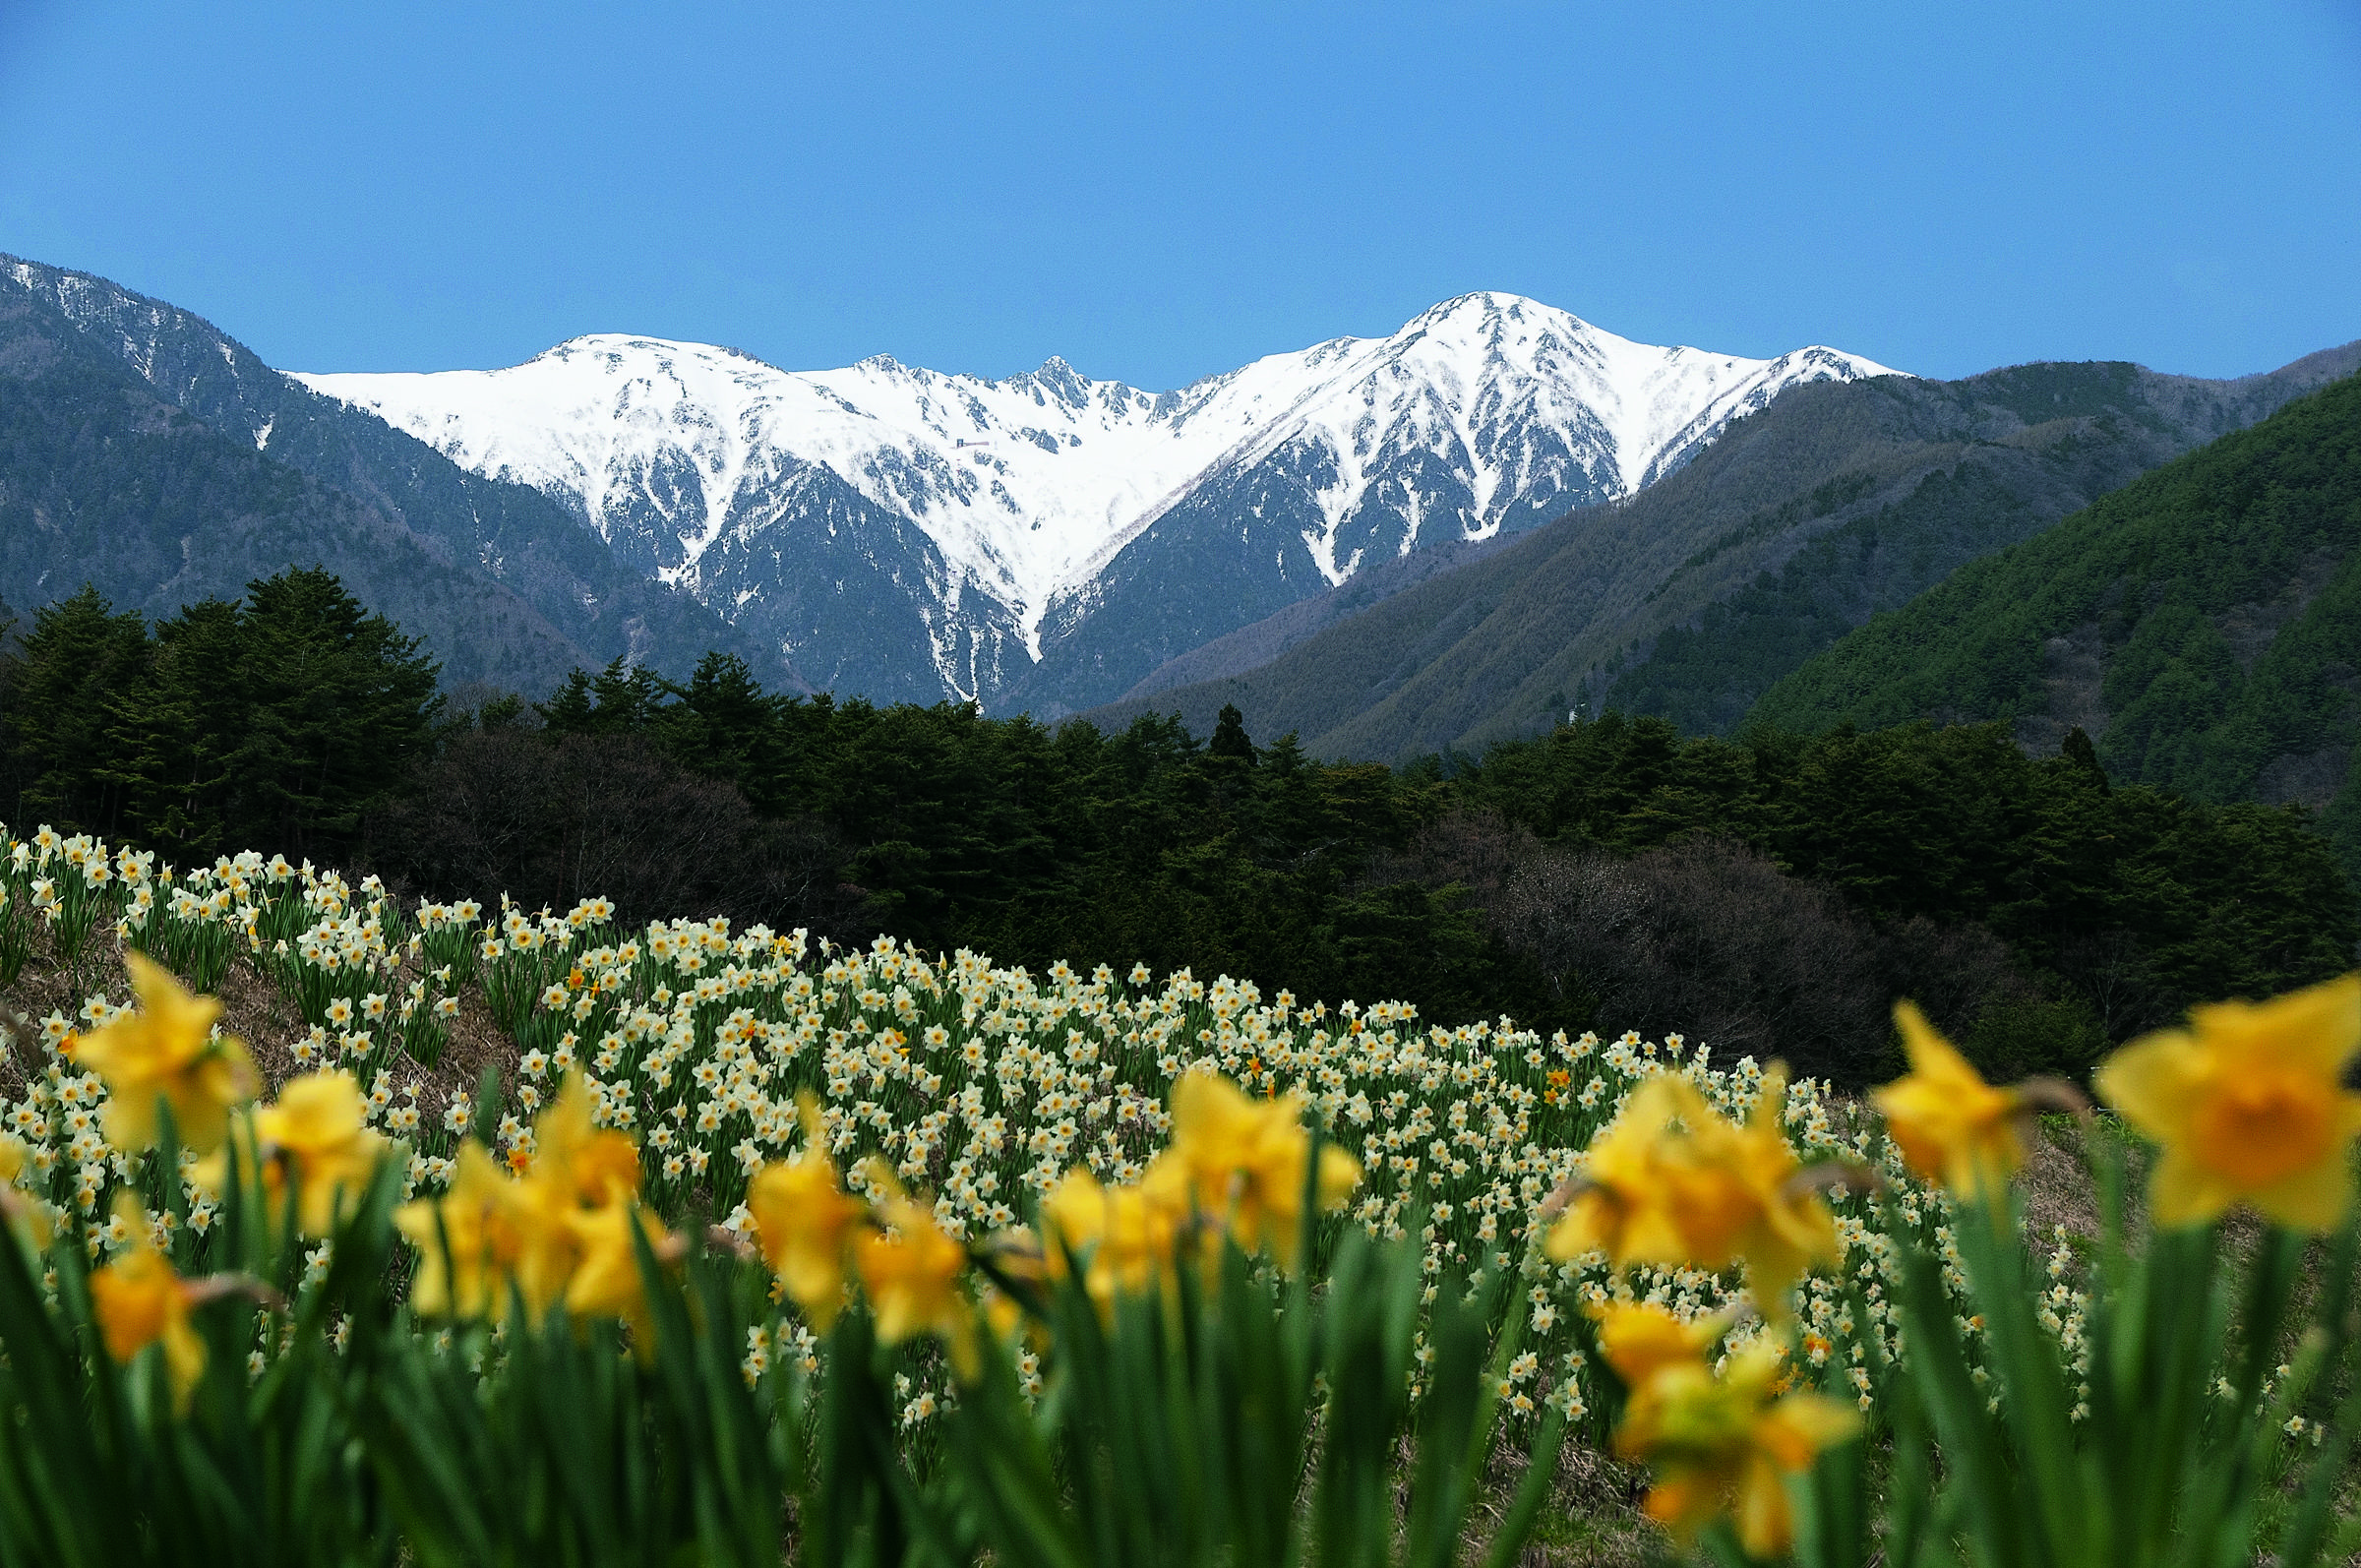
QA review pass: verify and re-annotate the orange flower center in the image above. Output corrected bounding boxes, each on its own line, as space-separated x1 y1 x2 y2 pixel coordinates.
1661 1166 1761 1265
2190 1069 2334 1186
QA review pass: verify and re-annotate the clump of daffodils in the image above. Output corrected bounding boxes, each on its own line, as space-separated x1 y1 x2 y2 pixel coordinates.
394 1076 681 1346
743 1069 1362 1376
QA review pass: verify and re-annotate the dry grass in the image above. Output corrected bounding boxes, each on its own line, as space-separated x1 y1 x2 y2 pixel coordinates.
0 923 525 1131
1488 1442 1665 1567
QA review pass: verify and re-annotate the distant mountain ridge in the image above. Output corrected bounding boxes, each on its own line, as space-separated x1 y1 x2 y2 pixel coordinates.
1751 372 2361 873
0 255 792 692
297 295 1898 711
0 280 586 692
1085 343 2361 759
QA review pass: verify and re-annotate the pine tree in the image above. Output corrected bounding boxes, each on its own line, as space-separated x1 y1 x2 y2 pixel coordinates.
0 585 152 835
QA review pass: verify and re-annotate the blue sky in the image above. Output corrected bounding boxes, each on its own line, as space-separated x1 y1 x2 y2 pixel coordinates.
3 0 2355 387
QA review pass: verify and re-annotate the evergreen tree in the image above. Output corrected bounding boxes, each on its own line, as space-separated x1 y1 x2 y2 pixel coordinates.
225 567 442 857
0 585 152 835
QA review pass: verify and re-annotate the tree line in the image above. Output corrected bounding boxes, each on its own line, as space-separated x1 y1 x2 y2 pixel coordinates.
6 573 2353 1088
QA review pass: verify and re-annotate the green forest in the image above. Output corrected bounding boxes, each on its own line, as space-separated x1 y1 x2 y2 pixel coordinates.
1755 373 2361 864
7 570 2354 1090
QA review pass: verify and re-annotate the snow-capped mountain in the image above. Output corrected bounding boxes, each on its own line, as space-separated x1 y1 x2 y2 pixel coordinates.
298 294 1900 712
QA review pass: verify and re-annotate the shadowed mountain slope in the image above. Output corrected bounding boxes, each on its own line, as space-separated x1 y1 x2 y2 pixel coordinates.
0 280 585 692
2 255 787 689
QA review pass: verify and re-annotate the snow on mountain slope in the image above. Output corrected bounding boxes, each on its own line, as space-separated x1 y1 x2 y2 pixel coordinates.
297 294 1900 706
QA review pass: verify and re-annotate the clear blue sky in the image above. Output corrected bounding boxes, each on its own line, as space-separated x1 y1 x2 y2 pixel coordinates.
3 0 2355 388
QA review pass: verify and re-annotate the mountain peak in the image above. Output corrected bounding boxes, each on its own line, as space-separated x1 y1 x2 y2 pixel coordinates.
297 294 1899 710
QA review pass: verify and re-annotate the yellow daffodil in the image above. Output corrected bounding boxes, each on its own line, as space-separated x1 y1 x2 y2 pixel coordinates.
1167 1070 1360 1267
1613 1342 1858 1559
76 951 259 1154
0 1134 49 1250
746 1148 865 1329
855 1195 976 1378
1041 1159 1191 1309
975 1226 1047 1341
1546 1072 1836 1323
564 1201 682 1351
524 1076 640 1206
2095 973 2361 1231
1873 1001 2026 1200
252 1070 386 1236
89 1203 207 1408
1591 1299 1731 1393
394 1142 526 1318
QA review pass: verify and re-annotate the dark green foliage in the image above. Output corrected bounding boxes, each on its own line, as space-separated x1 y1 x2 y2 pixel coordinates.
0 570 442 862
1755 373 2361 875
1454 713 2358 1047
384 655 1567 1038
371 641 2359 1082
0 586 152 834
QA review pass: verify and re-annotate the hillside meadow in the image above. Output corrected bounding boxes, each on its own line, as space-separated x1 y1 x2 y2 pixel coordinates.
0 818 2356 1563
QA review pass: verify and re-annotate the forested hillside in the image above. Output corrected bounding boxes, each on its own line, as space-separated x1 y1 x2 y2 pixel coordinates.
0 286 586 692
1755 372 2361 870
338 677 2361 1085
1 255 790 690
0 573 442 864
1089 344 2361 760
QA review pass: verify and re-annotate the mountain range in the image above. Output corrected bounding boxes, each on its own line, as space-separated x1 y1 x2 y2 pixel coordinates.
295 297 1896 712
0 254 779 695
12 247 2358 802
1086 344 2361 760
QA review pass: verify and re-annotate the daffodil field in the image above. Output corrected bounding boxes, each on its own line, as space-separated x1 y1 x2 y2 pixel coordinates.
2 818 2360 1568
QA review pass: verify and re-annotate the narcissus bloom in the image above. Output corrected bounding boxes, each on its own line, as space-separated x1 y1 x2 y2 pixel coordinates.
856 1196 975 1377
253 1071 386 1236
1545 1072 1836 1323
1167 1070 1360 1267
394 1142 526 1318
564 1201 682 1350
746 1148 865 1329
1591 1299 1730 1392
89 1207 207 1407
2095 973 2361 1231
1041 1157 1191 1309
1874 1002 2026 1200
522 1076 639 1207
1613 1342 1858 1559
77 951 259 1154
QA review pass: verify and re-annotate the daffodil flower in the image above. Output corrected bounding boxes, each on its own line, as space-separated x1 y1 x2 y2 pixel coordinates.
746 1148 865 1329
2096 973 2361 1231
1545 1071 1837 1324
564 1201 682 1352
76 951 259 1155
856 1196 977 1378
1041 1158 1192 1310
89 1202 207 1408
1874 1001 2028 1200
252 1071 387 1236
1613 1342 1858 1559
394 1142 526 1318
1591 1298 1732 1392
1166 1070 1360 1267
